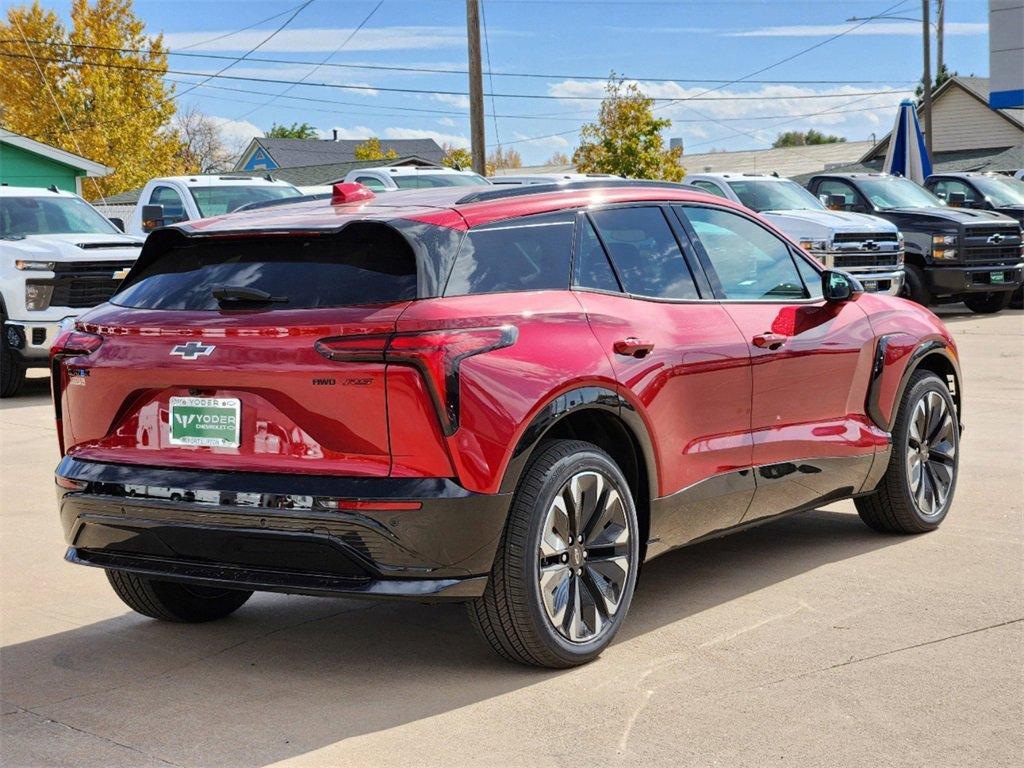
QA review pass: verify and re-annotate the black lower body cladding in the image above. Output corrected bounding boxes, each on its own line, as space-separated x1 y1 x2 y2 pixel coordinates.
924 262 1023 296
56 457 511 600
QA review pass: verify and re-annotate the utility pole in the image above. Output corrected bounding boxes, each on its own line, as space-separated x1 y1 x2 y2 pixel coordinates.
466 0 486 175
922 0 933 155
936 0 944 78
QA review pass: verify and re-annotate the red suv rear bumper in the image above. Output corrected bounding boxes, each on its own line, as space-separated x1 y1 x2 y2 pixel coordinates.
56 457 511 600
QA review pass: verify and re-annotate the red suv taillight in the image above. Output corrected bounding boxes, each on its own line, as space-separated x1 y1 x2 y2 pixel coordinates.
50 329 104 455
316 326 517 435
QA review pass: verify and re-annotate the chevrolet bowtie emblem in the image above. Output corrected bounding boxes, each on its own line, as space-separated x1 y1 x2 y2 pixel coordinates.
170 341 215 360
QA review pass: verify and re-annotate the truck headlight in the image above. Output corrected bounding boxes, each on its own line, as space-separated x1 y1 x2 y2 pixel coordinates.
25 283 54 311
932 234 957 247
933 248 957 261
799 239 829 252
15 260 56 271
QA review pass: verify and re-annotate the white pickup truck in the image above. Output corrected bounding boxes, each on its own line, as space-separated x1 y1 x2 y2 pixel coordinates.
1 186 144 396
125 175 301 235
340 166 489 192
684 173 905 294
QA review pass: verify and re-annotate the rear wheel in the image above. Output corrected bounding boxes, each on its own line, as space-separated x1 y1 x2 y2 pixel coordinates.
963 291 1012 314
899 263 932 306
106 570 252 622
855 371 958 533
469 439 640 668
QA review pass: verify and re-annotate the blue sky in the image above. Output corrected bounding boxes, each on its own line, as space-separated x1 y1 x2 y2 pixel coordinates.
17 0 993 164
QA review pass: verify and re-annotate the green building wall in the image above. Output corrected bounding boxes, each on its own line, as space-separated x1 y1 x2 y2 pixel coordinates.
0 142 84 193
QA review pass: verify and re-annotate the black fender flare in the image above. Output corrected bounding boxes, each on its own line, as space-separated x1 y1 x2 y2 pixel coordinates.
497 385 659 501
866 336 962 433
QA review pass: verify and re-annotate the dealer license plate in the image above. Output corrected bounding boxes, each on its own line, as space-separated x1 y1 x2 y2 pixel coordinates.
169 396 241 448
991 272 1005 284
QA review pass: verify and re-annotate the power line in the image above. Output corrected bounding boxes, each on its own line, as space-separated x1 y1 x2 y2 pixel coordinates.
0 51 911 103
480 0 501 149
234 1 384 121
0 37 919 86
174 1 314 50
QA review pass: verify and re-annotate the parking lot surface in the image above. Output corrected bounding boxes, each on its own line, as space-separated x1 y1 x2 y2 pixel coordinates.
1 306 1021 768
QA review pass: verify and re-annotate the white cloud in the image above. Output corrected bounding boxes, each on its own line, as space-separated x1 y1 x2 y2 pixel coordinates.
730 21 987 37
382 127 469 148
431 93 471 110
436 117 457 127
207 115 263 155
164 27 466 53
546 78 913 150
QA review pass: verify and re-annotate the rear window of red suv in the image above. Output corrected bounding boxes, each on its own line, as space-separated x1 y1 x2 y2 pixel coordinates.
113 222 423 310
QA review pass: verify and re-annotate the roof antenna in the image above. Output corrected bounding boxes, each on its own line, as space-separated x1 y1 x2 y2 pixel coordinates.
264 173 275 182
47 185 60 193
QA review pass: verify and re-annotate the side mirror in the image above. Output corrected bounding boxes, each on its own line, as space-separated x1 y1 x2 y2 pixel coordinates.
826 194 847 210
108 217 125 232
947 192 966 207
822 269 863 302
141 204 165 232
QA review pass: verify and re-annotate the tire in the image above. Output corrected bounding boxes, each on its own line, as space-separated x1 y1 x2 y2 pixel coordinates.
899 263 932 306
963 291 1012 314
106 570 252 622
1 314 26 398
1010 286 1022 310
855 371 959 534
468 439 640 668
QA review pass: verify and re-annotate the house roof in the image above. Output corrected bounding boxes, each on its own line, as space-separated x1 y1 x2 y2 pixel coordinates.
268 156 440 187
0 128 112 177
235 137 446 171
679 140 875 178
861 77 1024 162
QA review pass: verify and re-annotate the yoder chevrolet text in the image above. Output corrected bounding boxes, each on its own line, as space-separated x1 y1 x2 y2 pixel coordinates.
52 181 963 668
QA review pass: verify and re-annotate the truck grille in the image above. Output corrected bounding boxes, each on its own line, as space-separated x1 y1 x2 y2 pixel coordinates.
832 232 899 245
49 260 134 309
961 226 1022 264
833 253 901 269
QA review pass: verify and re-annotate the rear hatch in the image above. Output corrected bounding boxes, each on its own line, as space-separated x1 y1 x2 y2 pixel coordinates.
55 223 432 476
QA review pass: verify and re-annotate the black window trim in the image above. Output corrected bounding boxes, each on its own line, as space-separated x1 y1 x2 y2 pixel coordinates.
673 201 822 305
569 210 625 295
576 201 711 304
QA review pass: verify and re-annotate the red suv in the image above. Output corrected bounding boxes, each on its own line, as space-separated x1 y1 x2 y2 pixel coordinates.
51 181 962 668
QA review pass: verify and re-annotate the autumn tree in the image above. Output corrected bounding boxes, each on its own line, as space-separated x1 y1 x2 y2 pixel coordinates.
353 137 399 161
772 129 846 148
0 0 183 199
266 121 318 139
174 105 236 174
572 74 683 182
440 143 472 169
486 146 522 174
546 151 570 166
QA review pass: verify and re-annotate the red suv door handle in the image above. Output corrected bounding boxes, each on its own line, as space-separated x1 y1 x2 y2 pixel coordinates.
614 337 655 358
752 332 787 351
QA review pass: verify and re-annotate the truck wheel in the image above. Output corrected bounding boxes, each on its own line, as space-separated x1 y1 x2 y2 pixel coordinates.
1 314 27 398
963 291 1012 314
1010 286 1022 310
899 264 932 306
106 570 252 622
855 371 958 534
469 439 640 668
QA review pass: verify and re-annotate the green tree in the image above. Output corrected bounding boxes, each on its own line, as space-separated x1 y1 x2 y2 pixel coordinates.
441 143 472 170
0 0 183 199
353 137 399 161
772 129 847 148
915 64 957 104
265 121 318 139
572 74 683 181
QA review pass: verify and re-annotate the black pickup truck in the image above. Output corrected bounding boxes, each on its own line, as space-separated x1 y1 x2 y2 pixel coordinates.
806 173 1023 313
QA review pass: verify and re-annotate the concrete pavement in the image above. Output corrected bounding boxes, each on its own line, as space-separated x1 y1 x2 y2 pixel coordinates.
2 306 1021 767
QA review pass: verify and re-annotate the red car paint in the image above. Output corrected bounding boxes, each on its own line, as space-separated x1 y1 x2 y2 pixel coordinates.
52 184 960 541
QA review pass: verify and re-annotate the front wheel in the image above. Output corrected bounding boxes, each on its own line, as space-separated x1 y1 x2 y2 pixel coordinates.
899 263 932 306
469 440 640 668
1 314 26 398
855 371 959 533
963 291 1012 314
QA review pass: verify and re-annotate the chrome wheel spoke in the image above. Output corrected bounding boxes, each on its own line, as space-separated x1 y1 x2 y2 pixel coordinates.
540 496 571 559
909 400 927 449
570 472 603 539
908 453 923 493
585 555 630 615
540 564 571 626
584 487 628 548
906 388 957 519
927 459 953 504
924 392 944 443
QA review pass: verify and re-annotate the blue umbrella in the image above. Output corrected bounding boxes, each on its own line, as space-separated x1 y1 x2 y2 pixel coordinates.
883 99 933 184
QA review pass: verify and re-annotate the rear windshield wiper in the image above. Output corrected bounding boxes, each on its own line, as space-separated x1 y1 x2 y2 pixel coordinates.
212 285 289 304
